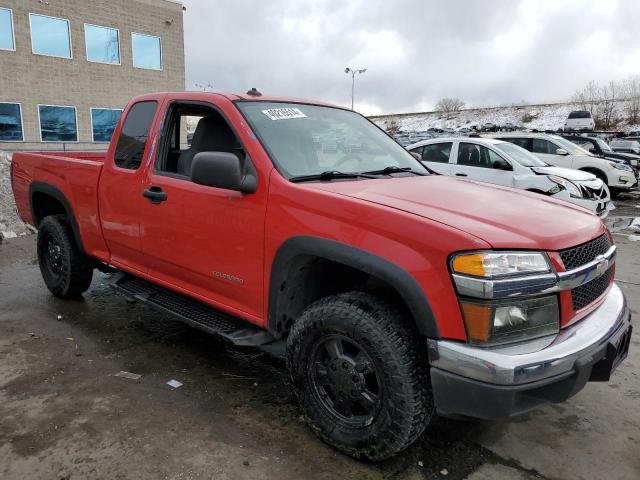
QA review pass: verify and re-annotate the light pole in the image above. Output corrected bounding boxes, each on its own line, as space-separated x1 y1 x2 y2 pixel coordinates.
344 67 366 110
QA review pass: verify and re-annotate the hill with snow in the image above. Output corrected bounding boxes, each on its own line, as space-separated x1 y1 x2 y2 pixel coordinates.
370 100 640 134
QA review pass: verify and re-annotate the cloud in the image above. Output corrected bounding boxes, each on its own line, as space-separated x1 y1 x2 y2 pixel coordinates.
182 0 640 115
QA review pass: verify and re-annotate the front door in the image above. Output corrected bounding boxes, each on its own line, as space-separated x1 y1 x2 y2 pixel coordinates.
452 142 515 187
138 98 267 321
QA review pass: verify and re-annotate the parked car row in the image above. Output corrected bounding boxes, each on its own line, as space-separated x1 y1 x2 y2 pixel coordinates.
490 133 638 197
407 137 612 216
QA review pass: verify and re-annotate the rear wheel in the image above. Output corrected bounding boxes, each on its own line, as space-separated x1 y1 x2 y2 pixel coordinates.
287 292 432 461
37 215 93 298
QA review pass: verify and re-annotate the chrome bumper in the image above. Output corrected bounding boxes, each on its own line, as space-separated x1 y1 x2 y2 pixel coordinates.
427 283 631 386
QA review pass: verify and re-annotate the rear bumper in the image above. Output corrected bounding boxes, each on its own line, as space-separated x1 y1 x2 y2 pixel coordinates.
428 283 632 419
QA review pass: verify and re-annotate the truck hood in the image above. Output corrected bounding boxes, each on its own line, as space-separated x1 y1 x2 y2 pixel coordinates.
307 176 604 250
531 166 596 182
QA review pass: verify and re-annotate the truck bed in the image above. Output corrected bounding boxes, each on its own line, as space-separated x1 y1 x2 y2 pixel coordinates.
11 150 110 261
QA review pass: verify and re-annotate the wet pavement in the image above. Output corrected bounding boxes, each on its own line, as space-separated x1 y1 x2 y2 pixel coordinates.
1 195 639 480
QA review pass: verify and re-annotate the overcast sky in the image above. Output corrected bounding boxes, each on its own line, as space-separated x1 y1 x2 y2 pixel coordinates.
181 0 640 116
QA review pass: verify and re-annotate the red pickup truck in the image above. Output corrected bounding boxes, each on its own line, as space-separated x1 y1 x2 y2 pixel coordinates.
11 91 632 460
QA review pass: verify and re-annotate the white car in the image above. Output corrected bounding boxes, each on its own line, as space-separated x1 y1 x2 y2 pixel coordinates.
407 137 611 216
491 132 637 197
564 110 595 131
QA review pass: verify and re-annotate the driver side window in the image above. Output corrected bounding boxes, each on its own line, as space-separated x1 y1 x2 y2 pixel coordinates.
417 142 452 163
154 103 243 179
532 139 558 154
458 142 511 170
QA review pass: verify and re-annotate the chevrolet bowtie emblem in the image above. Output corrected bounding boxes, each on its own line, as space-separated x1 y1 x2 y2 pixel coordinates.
594 255 609 277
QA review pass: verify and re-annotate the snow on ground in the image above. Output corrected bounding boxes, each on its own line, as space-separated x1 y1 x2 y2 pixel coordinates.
0 152 32 241
370 100 640 134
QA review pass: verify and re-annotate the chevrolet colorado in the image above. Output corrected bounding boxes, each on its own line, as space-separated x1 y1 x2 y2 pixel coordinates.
11 91 632 461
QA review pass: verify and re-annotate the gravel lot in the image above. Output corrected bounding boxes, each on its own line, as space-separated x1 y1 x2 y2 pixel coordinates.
0 196 638 480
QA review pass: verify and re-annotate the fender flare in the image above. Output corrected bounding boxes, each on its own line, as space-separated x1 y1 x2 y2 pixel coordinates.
268 235 439 338
29 182 86 255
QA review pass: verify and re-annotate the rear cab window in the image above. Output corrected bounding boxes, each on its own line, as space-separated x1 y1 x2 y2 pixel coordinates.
114 101 158 170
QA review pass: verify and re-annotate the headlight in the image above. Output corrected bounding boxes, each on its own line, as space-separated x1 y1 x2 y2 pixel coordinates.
610 161 633 172
459 295 560 346
548 175 582 198
451 251 550 278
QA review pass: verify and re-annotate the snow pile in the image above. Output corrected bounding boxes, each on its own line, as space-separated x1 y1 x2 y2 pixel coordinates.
371 100 640 134
0 152 32 240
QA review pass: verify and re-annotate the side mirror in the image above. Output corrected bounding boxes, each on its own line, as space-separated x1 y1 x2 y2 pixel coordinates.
588 147 597 154
191 151 258 194
494 158 512 171
410 152 422 161
555 148 569 156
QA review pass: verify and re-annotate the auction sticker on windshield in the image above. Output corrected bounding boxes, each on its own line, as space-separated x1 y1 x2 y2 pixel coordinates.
262 108 307 120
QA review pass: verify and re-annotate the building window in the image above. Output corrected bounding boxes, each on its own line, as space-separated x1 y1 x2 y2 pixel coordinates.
38 105 78 142
29 13 72 59
91 108 122 142
85 24 120 64
0 103 23 141
0 8 15 51
132 32 162 70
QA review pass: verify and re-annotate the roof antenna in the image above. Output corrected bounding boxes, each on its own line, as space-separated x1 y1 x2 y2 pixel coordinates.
246 87 262 97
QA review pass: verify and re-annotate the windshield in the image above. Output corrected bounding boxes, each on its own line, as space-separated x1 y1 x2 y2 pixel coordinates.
236 102 427 178
550 135 592 155
495 142 547 167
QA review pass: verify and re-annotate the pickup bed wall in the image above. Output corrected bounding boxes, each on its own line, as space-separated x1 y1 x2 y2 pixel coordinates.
12 151 110 261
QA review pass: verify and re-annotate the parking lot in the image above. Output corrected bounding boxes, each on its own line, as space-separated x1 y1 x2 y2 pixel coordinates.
0 195 637 480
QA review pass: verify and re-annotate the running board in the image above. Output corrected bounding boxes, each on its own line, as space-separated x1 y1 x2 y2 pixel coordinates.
109 273 276 347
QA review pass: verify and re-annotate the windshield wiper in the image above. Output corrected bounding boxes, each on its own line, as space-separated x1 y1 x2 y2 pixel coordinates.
361 166 426 176
289 170 377 183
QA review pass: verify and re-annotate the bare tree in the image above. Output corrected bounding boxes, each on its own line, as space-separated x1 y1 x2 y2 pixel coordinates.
571 80 600 115
384 119 401 136
623 75 640 124
597 80 620 129
435 97 465 114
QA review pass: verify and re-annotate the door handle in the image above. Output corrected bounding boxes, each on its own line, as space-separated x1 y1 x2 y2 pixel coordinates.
143 186 168 204
455 173 468 177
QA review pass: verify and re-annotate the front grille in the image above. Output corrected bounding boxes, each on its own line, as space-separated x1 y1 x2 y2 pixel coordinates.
572 268 612 310
579 184 607 200
559 234 611 270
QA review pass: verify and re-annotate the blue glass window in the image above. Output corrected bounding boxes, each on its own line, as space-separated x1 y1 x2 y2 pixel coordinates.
85 24 120 64
0 103 23 141
0 8 15 51
132 33 162 70
38 105 78 142
91 108 122 142
30 14 72 59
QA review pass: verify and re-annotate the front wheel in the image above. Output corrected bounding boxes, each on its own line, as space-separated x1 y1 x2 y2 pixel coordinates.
287 292 433 461
37 215 93 298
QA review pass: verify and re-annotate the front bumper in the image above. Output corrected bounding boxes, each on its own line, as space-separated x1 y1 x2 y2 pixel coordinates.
428 283 632 419
610 172 638 190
